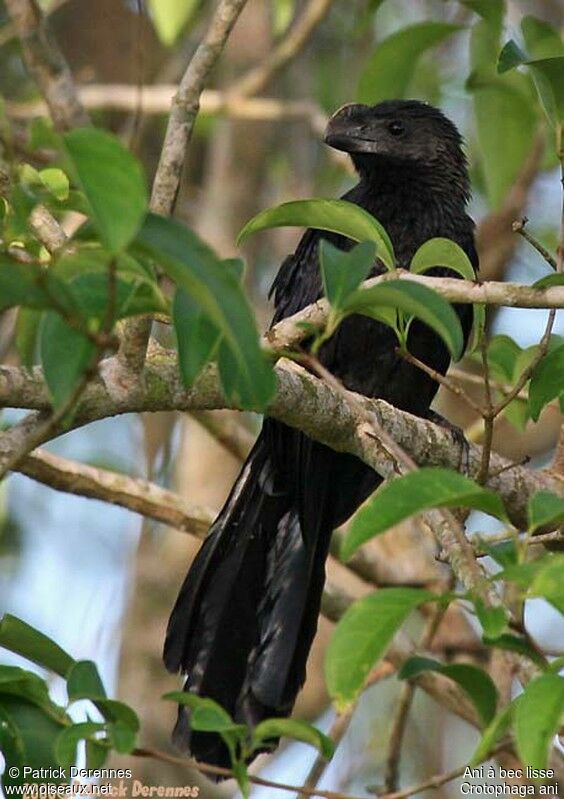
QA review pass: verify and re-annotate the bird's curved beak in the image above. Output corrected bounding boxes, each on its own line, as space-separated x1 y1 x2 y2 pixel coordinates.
324 103 374 153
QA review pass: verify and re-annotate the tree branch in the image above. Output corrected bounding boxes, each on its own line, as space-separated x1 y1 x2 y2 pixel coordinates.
16 448 214 537
228 0 336 98
1 352 561 530
4 0 89 131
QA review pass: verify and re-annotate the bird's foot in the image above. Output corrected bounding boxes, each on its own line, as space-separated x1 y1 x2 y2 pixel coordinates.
427 410 470 475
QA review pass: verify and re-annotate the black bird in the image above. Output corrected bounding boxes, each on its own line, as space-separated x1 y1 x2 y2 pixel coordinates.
164 99 478 767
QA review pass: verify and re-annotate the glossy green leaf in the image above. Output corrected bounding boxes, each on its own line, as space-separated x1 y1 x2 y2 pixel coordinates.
399 657 498 725
342 468 507 561
0 614 74 678
528 343 564 420
528 491 564 532
66 661 106 702
55 722 105 769
40 313 95 409
514 674 564 769
344 280 464 359
319 240 376 309
0 666 63 716
325 587 436 709
410 237 476 281
470 703 513 765
252 718 334 759
136 213 276 410
63 128 147 253
173 289 220 386
147 0 199 45
357 23 462 104
238 199 395 269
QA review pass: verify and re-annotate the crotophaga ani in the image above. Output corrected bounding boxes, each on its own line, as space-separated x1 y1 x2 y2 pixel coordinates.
164 99 478 767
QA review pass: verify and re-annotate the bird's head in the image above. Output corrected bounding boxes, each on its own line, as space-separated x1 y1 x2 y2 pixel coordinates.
324 100 468 192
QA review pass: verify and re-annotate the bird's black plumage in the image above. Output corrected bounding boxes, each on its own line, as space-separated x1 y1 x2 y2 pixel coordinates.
164 100 478 767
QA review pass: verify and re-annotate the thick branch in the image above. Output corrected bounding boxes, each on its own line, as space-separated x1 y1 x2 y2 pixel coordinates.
5 0 89 131
6 86 327 132
1 353 561 530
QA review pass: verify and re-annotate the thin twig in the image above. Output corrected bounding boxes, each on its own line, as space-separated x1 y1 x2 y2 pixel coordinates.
4 0 89 131
477 338 495 485
397 348 483 415
512 217 558 271
229 0 336 98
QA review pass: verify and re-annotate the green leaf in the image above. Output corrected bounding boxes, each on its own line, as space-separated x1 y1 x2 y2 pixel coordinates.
528 491 564 532
486 335 522 382
319 240 376 310
0 666 66 717
357 23 462 105
410 237 476 281
135 213 276 410
399 657 498 726
63 129 147 253
0 697 68 787
91 699 139 733
38 168 69 202
528 343 564 421
55 722 105 769
147 0 199 45
522 16 564 60
514 674 564 769
0 614 74 678
533 273 564 289
478 538 518 568
498 39 564 125
238 199 395 269
107 720 137 754
16 308 41 369
252 718 334 759
325 587 436 709
471 80 538 208
162 692 242 733
341 468 507 561
470 703 513 765
529 556 564 614
474 600 508 639
173 288 221 386
344 280 464 359
40 313 95 409
483 634 547 669
66 661 107 702
461 0 504 28
0 258 76 315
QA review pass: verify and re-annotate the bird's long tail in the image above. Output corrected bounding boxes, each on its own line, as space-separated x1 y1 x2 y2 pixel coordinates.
163 432 331 768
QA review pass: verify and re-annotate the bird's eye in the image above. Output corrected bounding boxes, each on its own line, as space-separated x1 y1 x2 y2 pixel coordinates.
388 121 405 136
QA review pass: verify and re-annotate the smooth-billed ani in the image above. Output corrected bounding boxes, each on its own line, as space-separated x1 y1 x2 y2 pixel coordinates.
164 99 478 767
